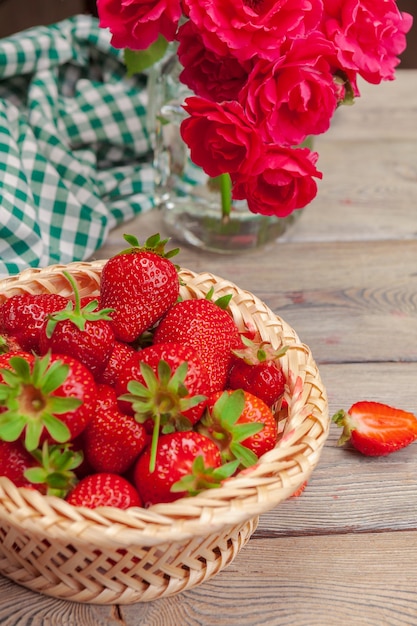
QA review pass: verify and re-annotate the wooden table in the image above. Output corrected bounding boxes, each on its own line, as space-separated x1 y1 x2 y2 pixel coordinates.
1 69 417 625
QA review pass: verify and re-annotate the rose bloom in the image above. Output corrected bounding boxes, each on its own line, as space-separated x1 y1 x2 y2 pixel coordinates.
180 97 263 178
321 0 413 84
232 146 322 217
177 20 252 102
96 0 182 50
240 33 339 146
182 0 324 62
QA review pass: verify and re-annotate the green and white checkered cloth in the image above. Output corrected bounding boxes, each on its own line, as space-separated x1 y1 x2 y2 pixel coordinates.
0 14 154 277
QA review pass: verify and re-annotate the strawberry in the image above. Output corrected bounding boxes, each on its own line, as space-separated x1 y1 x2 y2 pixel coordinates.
96 340 138 386
100 233 180 343
0 439 82 496
115 342 209 427
66 473 142 509
0 293 69 352
228 337 287 406
332 401 417 456
197 389 278 468
38 272 115 378
0 352 97 451
82 384 147 474
0 439 40 489
133 431 236 506
153 291 242 393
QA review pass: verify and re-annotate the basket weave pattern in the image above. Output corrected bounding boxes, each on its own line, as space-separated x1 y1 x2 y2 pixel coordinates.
0 261 329 604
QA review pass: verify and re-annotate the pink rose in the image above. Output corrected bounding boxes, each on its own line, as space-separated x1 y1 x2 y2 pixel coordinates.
97 0 181 50
232 146 322 217
177 21 252 102
180 97 262 177
182 0 324 61
240 33 339 146
321 0 413 83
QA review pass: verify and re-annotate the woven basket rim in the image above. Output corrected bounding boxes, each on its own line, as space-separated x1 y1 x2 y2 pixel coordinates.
0 261 329 547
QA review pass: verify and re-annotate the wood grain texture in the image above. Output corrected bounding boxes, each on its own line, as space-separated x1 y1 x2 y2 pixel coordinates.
0 70 416 624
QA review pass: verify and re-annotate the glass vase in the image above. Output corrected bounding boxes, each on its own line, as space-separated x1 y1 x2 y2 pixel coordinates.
147 50 304 254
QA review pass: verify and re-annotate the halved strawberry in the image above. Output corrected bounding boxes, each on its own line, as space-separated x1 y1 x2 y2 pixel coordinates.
332 401 417 456
38 272 115 378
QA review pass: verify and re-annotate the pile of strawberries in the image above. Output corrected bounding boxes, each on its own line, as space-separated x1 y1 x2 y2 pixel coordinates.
0 234 289 510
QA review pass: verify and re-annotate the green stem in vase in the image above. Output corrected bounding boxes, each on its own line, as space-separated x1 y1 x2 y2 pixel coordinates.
219 172 232 221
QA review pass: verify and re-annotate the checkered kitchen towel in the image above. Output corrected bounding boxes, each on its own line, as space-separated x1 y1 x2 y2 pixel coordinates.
0 14 154 277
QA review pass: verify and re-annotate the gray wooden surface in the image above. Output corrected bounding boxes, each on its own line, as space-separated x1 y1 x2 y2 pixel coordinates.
0 70 416 625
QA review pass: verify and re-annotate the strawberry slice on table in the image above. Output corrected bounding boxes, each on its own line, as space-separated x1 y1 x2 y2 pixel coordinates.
332 401 417 456
66 473 142 509
153 290 242 393
100 233 180 343
0 352 97 451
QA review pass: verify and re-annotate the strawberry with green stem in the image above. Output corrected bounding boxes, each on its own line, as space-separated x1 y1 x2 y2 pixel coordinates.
228 336 288 407
100 233 180 343
117 343 209 472
133 430 239 506
0 352 97 451
39 272 115 378
197 388 278 468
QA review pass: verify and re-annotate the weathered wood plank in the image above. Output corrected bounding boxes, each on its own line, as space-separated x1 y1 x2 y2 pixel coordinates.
118 531 417 626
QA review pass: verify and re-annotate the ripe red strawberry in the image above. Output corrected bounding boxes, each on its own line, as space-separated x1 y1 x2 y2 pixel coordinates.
0 352 97 450
38 272 115 378
0 439 39 489
82 384 147 474
228 337 287 406
0 439 83 496
153 293 242 393
332 401 417 456
66 473 142 509
96 340 138 387
100 234 180 343
198 389 278 467
115 342 209 429
0 293 69 352
133 431 236 506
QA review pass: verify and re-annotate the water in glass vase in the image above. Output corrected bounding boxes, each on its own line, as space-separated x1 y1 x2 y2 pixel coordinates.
148 53 303 254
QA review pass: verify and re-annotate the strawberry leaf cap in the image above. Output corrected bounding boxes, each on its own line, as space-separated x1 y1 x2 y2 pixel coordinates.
232 335 288 365
119 233 179 260
119 359 207 472
0 353 81 450
45 271 114 337
198 389 263 468
171 455 240 496
24 440 83 497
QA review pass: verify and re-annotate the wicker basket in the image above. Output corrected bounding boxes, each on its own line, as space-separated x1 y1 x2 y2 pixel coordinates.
0 261 329 604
